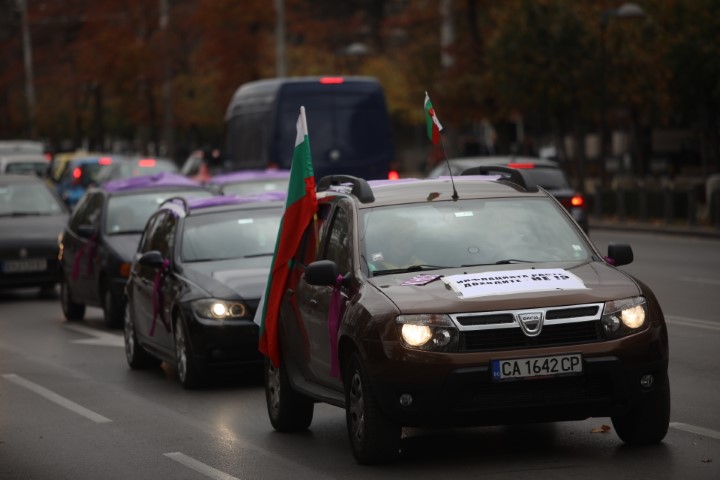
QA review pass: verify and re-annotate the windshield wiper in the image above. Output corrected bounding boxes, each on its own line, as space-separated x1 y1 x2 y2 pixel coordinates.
372 264 450 276
109 230 145 235
494 259 534 264
244 252 274 258
2 211 52 217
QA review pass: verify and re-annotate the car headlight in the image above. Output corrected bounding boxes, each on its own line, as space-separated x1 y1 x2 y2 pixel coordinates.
191 298 249 320
396 314 459 352
601 296 648 339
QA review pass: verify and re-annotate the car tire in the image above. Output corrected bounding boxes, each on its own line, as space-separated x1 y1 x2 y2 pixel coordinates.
174 315 203 390
264 357 314 432
345 352 401 464
124 302 159 369
103 286 124 329
60 274 85 321
612 374 670 445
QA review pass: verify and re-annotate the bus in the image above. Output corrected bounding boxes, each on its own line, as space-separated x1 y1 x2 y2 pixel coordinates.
224 76 395 180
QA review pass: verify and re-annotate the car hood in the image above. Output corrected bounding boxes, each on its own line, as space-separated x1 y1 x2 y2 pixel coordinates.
0 214 67 245
182 258 271 300
104 234 142 261
368 261 640 314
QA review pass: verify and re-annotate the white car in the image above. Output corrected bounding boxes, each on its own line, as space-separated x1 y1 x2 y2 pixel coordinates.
0 153 49 176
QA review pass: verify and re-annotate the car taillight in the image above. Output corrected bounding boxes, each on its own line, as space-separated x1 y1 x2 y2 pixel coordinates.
138 159 156 167
99 157 112 165
571 195 584 207
319 77 344 84
507 162 535 169
388 170 400 180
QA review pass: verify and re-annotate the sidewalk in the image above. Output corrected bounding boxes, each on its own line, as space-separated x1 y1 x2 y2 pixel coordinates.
589 216 720 239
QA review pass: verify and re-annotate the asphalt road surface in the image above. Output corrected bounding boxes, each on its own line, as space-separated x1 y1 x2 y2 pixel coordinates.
1 229 718 479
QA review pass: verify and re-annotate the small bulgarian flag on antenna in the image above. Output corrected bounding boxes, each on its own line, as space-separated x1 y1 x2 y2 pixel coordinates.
424 91 443 145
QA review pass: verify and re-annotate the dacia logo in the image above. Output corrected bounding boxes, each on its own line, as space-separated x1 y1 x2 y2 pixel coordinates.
517 312 544 337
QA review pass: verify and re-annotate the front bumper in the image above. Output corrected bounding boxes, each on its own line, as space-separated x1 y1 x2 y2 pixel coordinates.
179 304 263 370
0 257 61 289
364 322 668 427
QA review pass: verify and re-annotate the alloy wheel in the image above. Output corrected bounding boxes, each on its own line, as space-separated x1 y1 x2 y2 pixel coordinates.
348 371 366 443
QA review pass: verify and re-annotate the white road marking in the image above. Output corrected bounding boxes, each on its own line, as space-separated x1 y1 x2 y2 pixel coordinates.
2 373 112 423
164 452 240 480
679 276 720 286
670 422 720 441
665 315 720 332
65 324 124 347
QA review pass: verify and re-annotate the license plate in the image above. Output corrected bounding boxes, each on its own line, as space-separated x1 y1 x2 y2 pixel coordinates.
2 259 48 273
491 353 582 381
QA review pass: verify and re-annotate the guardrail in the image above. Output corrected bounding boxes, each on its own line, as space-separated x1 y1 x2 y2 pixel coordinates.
590 188 720 229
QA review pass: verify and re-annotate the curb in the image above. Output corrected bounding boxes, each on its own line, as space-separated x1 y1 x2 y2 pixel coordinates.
589 219 720 239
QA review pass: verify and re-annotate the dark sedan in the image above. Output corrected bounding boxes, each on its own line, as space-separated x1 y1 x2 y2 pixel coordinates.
0 174 68 294
124 193 285 389
59 173 214 328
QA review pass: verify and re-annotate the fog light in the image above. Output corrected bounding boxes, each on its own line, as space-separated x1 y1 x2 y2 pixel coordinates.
640 374 655 388
399 393 413 407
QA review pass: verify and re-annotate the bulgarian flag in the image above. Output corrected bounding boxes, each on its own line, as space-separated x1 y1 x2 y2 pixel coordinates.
258 106 318 367
424 91 443 145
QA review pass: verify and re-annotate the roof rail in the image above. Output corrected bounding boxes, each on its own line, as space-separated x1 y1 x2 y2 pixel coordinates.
159 196 189 216
316 175 375 203
460 165 537 192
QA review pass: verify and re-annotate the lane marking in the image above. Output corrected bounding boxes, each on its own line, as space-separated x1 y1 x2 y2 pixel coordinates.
164 452 240 480
679 276 720 286
65 324 124 347
2 373 112 423
665 315 720 332
670 422 720 441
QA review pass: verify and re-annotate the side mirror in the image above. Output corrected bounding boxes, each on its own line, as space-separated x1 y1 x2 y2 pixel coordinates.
139 250 166 268
76 225 97 239
305 260 339 286
607 243 633 267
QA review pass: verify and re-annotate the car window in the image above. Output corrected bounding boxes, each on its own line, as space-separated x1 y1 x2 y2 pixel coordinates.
138 213 161 254
322 204 352 274
525 168 570 190
141 211 176 258
0 182 64 216
69 192 103 229
181 208 282 262
361 197 590 273
105 189 212 234
5 161 47 176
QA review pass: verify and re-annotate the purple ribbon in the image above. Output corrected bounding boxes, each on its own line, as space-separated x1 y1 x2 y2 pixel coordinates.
603 256 616 266
328 274 344 378
149 259 171 336
71 234 97 281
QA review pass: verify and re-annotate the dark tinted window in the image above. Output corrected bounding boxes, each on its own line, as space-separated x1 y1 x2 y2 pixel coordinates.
143 211 176 258
69 192 103 230
323 205 352 274
524 168 570 190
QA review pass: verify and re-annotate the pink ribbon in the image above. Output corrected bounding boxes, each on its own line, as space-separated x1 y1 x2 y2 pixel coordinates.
328 274 344 378
71 234 97 280
149 259 171 336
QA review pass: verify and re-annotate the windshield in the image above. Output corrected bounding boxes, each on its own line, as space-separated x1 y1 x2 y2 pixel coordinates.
181 208 282 262
361 197 590 275
5 161 47 176
0 183 64 215
105 189 212 234
220 178 289 196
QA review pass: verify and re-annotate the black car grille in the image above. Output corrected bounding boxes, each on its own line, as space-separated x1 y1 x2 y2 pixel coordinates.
454 373 613 410
461 321 604 352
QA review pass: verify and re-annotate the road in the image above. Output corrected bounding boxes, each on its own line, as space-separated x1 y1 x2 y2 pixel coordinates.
1 229 718 479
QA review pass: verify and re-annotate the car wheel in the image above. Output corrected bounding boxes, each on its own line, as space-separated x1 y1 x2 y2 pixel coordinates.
174 316 203 389
60 275 85 321
345 352 401 464
123 302 158 369
265 357 314 432
103 287 124 329
612 374 670 445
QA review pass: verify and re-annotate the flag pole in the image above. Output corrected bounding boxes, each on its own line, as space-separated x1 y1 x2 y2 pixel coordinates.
439 127 458 201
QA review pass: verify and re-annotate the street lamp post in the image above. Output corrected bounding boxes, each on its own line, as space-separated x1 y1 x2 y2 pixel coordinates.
599 3 645 188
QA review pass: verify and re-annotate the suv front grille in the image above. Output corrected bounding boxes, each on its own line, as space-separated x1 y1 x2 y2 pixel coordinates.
451 303 605 352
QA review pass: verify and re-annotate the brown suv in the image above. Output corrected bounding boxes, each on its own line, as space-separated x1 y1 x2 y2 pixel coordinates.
265 170 669 464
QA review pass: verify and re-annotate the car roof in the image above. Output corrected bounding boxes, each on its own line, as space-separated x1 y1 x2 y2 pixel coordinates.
0 173 47 184
318 175 547 209
160 192 286 217
99 172 205 194
209 169 291 185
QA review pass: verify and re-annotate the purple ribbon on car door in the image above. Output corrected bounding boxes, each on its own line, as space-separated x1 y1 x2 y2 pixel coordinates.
328 274 344 378
71 234 97 280
149 259 171 336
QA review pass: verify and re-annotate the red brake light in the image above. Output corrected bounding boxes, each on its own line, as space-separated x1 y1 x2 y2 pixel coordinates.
138 159 156 167
72 167 82 179
388 170 400 180
507 162 535 169
571 195 584 207
98 157 112 165
319 77 345 84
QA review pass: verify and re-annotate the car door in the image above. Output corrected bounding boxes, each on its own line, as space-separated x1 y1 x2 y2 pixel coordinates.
132 211 177 355
296 200 353 388
62 192 103 304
